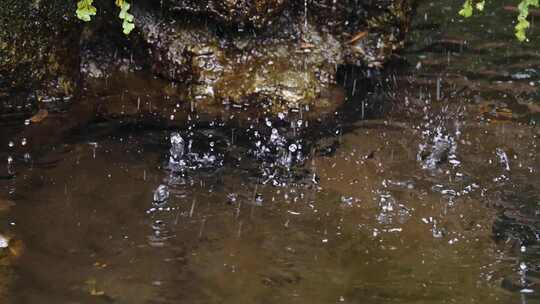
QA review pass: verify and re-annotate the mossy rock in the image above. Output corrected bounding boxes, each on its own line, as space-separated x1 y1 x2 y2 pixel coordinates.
0 0 80 114
134 0 413 112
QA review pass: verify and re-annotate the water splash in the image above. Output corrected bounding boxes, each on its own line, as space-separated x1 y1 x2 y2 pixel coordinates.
167 131 222 172
153 184 170 205
496 148 511 171
168 132 186 170
418 125 459 170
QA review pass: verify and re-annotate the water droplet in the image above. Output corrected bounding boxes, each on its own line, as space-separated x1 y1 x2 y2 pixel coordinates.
21 138 27 147
8 141 14 148
255 193 264 206
227 193 238 204
289 144 298 153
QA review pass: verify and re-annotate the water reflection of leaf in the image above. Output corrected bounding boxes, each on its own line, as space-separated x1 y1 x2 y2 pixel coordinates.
478 102 514 121
85 278 105 296
29 109 48 124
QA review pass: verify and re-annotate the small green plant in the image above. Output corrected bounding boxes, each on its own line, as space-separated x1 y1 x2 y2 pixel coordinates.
459 0 539 41
76 0 135 35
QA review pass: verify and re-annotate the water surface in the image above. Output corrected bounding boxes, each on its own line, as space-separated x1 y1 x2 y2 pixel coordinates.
1 0 540 303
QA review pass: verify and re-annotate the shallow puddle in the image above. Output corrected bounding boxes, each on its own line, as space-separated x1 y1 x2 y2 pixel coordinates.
1 0 540 303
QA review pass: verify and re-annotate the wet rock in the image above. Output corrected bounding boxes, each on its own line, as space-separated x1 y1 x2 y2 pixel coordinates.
0 0 81 113
1 0 412 118
165 0 289 28
134 0 412 111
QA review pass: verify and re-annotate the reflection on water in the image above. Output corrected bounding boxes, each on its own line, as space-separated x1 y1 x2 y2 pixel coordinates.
1 0 540 303
1 96 538 303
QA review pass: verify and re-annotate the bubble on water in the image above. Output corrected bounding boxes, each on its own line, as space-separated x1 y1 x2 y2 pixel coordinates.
340 196 355 206
269 128 286 147
8 141 14 148
255 193 264 206
265 118 272 127
21 138 27 147
270 129 279 143
153 184 170 205
289 144 298 153
227 193 238 204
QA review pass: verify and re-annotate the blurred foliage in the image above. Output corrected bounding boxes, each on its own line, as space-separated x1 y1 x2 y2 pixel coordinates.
460 0 539 41
76 0 135 34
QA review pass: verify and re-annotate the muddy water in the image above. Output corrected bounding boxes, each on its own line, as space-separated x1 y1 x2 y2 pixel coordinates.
2 0 540 303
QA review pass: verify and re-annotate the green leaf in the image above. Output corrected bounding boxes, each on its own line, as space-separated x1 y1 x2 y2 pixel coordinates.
118 1 135 35
459 0 473 17
123 21 135 35
475 0 485 11
514 0 540 41
76 0 97 22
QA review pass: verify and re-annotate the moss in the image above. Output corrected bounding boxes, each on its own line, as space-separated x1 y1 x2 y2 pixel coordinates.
0 0 80 108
